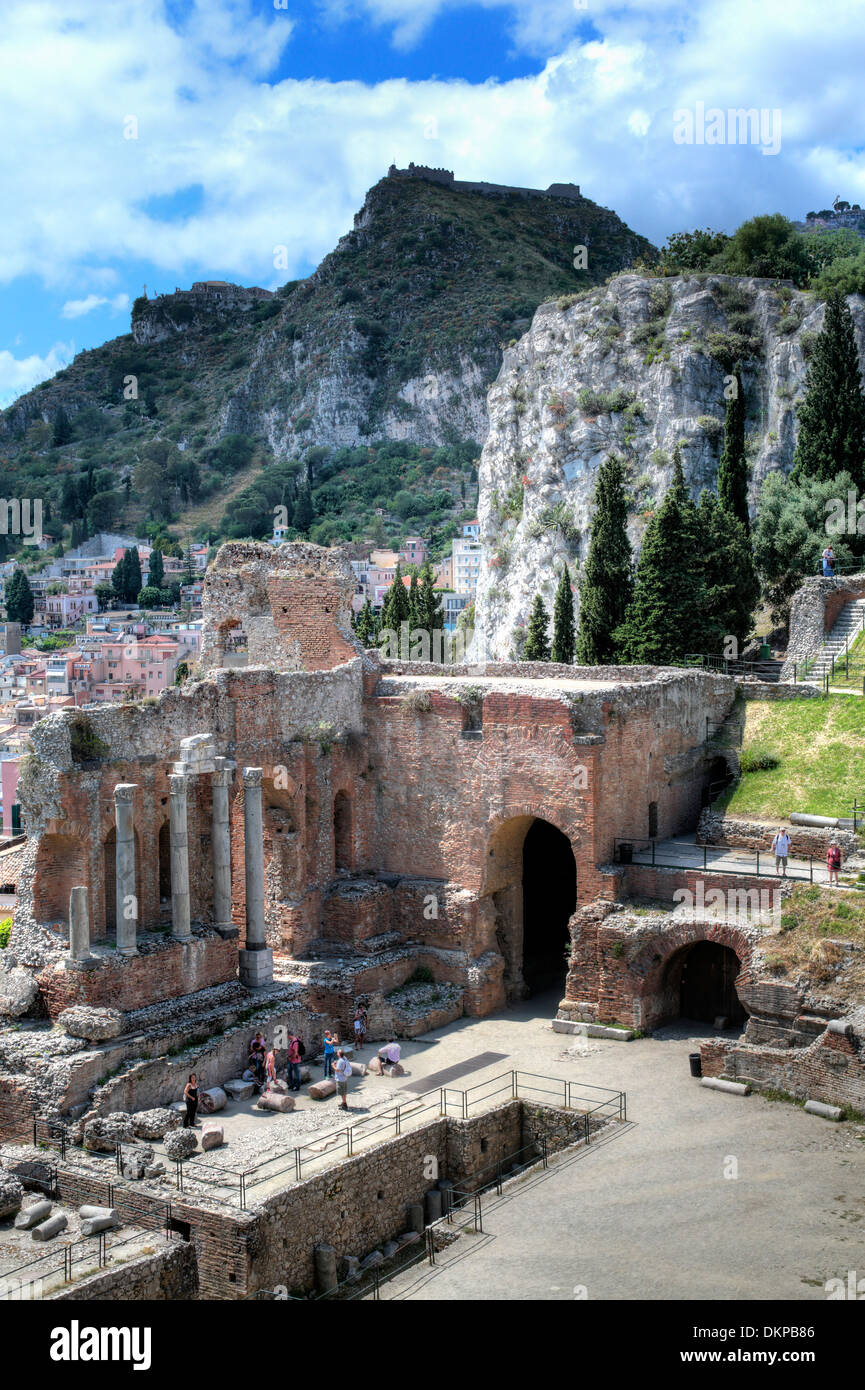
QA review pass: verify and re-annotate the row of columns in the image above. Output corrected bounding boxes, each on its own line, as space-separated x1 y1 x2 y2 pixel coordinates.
65 764 272 988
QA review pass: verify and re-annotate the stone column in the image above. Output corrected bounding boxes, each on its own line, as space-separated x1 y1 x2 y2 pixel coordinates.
64 885 97 971
169 773 193 941
211 759 238 939
114 784 138 957
238 767 273 988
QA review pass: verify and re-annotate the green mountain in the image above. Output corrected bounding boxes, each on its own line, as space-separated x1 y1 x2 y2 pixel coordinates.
0 167 654 557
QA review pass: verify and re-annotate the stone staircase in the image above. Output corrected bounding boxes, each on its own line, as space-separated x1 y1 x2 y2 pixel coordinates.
803 596 865 682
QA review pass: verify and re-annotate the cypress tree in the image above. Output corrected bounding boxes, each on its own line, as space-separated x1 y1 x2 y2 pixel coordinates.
792 291 865 489
294 483 314 533
416 562 443 639
149 547 164 589
379 561 410 637
523 593 551 661
615 448 711 663
407 571 420 630
551 564 575 664
697 490 759 651
52 406 71 447
576 453 633 664
128 547 143 599
717 364 750 532
355 598 376 646
6 569 34 625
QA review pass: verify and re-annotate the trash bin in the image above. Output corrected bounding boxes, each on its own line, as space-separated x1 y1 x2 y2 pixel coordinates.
689 1053 702 1078
759 642 771 660
618 842 633 864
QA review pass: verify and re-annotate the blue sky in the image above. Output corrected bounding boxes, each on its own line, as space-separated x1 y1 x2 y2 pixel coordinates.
1 0 863 406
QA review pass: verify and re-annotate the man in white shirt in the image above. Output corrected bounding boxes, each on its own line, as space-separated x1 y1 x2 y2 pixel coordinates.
771 828 791 877
333 1049 352 1110
377 1038 401 1069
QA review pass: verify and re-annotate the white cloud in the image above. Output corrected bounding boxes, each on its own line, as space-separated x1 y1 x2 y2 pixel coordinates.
0 343 74 407
0 0 863 311
61 292 129 319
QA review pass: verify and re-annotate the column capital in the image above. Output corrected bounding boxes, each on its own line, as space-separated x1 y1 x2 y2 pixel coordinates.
212 766 235 789
169 772 190 795
114 783 137 804
243 766 263 789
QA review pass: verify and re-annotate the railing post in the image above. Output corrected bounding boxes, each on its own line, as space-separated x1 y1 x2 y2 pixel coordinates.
440 1086 445 1116
99 1231 106 1268
563 1078 568 1109
462 1090 467 1121
475 1191 484 1234
810 856 813 884
373 1269 380 1301
346 1126 353 1158
541 1136 548 1170
240 1171 246 1211
426 1227 436 1267
175 1160 183 1193
756 850 760 877
512 1070 517 1099
395 1105 401 1136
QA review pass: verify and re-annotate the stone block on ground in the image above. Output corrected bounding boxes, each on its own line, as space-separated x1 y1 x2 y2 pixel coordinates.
298 1065 311 1082
267 1078 289 1094
382 1240 399 1259
57 1006 123 1041
132 1107 180 1141
32 1213 68 1241
804 1099 843 1120
120 1146 153 1181
383 1062 404 1077
258 1092 295 1113
201 1124 225 1150
343 1254 360 1283
0 1174 24 1220
0 966 39 1019
144 1162 166 1179
397 1230 421 1247
360 1250 384 1269
349 1062 367 1077
164 1129 198 1161
198 1087 227 1114
224 1079 255 1101
308 1079 336 1100
368 1056 383 1075
14 1198 52 1229
83 1113 134 1153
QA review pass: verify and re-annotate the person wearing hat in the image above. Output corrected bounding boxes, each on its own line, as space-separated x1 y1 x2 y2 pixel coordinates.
827 839 842 886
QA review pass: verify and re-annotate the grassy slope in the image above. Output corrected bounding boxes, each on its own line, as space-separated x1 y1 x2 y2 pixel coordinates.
722 695 865 819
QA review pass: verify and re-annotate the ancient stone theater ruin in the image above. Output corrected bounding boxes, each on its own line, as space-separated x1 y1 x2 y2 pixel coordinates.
0 541 741 1141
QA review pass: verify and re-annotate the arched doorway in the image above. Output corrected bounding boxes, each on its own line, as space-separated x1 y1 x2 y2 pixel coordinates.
666 941 746 1026
485 815 577 1000
522 821 576 993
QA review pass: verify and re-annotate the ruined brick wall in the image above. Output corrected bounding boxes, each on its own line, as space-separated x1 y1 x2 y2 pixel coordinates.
50 1240 198 1302
199 541 364 673
37 933 237 1019
707 1025 865 1111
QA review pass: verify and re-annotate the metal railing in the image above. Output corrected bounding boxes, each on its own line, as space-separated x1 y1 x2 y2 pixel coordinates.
168 1069 626 1210
680 654 781 681
615 836 818 883
0 1227 175 1301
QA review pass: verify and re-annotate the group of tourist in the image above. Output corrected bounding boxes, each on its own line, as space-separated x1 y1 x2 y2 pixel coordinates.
769 827 844 883
179 1003 405 1121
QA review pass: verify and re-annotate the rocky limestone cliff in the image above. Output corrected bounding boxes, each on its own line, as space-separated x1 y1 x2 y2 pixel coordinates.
473 273 865 659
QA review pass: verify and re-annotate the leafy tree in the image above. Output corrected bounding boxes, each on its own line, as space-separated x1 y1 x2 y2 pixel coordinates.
174 660 189 686
576 453 633 664
137 585 163 608
94 582 114 611
753 469 863 619
5 569 34 624
810 248 865 300
658 228 730 273
717 365 749 531
696 490 759 650
791 292 865 490
615 448 713 663
712 214 813 286
551 564 575 664
523 593 551 661
60 475 79 521
86 490 120 532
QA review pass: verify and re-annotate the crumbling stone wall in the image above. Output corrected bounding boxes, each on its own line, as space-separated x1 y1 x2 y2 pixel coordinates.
50 1239 198 1302
781 573 865 680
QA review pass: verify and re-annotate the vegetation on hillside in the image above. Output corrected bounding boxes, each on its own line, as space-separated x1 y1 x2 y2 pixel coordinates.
721 696 865 819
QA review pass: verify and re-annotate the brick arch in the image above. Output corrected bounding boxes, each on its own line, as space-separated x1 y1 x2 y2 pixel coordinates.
632 922 753 1030
32 833 89 925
